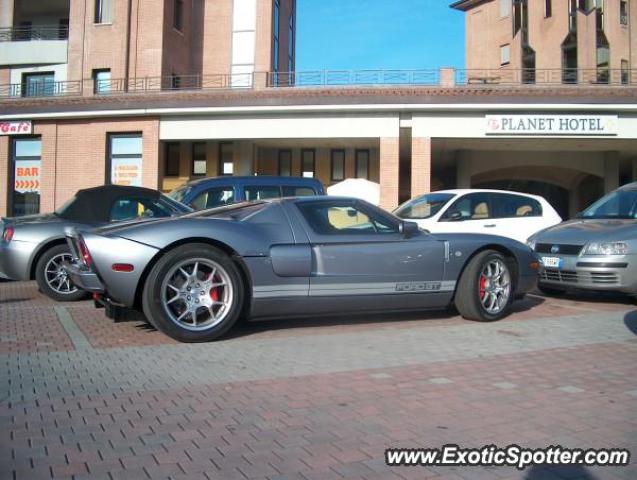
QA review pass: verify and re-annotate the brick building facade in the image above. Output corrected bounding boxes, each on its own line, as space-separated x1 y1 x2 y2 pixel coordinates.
0 0 636 220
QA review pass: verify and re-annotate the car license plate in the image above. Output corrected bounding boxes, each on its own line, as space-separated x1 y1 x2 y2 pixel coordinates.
541 256 562 268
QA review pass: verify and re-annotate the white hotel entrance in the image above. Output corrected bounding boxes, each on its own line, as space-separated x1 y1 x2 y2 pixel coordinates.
415 112 637 219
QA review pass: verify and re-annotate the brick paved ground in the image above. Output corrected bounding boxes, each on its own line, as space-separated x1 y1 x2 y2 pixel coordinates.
0 280 636 480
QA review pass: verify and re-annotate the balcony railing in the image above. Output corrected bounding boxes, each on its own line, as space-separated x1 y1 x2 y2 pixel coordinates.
0 25 69 42
0 68 635 100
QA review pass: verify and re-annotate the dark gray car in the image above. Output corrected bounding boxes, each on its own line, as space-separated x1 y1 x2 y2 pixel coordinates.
528 182 637 296
66 197 539 342
0 185 191 301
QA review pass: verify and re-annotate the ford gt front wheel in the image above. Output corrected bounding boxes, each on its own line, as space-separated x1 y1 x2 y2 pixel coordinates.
455 250 513 321
142 244 245 342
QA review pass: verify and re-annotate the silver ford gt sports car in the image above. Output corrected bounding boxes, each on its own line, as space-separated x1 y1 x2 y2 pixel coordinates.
66 197 539 342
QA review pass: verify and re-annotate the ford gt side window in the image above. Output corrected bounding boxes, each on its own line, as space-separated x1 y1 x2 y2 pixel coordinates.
298 203 398 235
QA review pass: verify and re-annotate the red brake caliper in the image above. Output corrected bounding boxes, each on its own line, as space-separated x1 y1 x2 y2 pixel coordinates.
209 273 219 302
479 274 487 300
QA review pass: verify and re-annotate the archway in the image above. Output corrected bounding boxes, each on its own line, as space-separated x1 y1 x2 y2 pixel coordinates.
472 166 603 219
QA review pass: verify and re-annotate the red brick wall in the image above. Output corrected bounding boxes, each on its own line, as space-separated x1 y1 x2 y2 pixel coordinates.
411 137 431 197
379 137 399 210
201 0 233 77
0 118 160 217
0 135 8 216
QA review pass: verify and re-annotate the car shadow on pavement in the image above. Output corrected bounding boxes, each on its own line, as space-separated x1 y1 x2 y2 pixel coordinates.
524 465 599 480
221 294 546 340
623 310 637 336
536 289 635 305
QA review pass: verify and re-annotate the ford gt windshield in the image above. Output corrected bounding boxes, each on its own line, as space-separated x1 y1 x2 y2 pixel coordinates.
579 188 637 220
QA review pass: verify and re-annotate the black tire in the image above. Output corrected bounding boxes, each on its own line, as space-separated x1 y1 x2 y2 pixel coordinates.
537 284 567 296
454 250 514 322
35 244 88 302
142 243 245 342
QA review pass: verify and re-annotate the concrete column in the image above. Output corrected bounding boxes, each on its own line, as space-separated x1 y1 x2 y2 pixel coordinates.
0 0 14 28
411 137 431 198
379 137 399 210
568 181 580 219
604 151 620 193
631 158 637 182
456 150 471 189
233 141 254 176
439 68 456 87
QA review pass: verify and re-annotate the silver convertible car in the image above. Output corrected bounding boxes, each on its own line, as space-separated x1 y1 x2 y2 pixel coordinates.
528 182 637 296
0 185 191 301
66 197 539 342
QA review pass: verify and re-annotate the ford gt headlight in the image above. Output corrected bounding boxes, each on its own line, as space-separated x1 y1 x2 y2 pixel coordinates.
583 242 628 256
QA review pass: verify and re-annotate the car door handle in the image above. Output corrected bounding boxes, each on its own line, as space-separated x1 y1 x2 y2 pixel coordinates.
484 224 497 228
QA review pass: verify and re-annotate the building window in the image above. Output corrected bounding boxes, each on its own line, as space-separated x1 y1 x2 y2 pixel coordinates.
219 142 234 176
620 0 628 25
500 44 511 65
109 134 143 186
355 150 369 179
500 0 511 17
58 18 69 39
596 42 610 83
95 0 112 23
174 0 184 31
287 12 294 74
621 59 629 85
192 142 207 176
545 0 552 17
331 149 345 182
93 69 111 94
10 138 41 217
301 149 315 178
278 150 292 176
165 142 180 177
272 0 280 74
513 0 522 34
22 72 55 97
170 73 181 90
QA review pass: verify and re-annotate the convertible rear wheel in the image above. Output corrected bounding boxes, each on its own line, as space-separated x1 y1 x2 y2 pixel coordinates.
455 250 513 322
142 244 244 342
35 244 88 302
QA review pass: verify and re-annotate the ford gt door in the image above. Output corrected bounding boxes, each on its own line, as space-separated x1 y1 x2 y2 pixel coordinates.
288 198 448 310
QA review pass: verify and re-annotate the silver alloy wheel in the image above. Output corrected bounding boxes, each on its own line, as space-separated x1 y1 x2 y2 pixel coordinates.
44 253 78 295
478 258 511 315
160 258 233 331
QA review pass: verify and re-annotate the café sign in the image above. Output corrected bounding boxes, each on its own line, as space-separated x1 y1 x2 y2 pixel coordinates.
485 115 618 136
0 120 32 136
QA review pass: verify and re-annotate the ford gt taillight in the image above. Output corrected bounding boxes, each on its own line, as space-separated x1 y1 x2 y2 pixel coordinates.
2 226 14 243
78 236 92 268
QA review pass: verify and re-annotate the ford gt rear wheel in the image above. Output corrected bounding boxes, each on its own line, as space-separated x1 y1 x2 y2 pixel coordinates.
142 244 244 342
455 250 513 322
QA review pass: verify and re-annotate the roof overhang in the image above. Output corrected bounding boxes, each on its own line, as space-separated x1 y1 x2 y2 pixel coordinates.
450 0 491 11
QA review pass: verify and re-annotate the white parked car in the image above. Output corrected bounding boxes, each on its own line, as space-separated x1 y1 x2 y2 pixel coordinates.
394 189 562 244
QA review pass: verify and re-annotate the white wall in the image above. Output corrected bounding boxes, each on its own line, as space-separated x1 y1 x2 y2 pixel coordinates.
160 114 400 140
413 113 637 139
231 0 256 88
10 63 68 84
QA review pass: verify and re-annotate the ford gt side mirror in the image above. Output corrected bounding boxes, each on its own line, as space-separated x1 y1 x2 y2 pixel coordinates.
399 220 419 238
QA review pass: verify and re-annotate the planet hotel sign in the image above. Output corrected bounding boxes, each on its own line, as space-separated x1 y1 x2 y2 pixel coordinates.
485 115 618 136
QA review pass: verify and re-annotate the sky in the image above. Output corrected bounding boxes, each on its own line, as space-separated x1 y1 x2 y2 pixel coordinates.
296 0 465 72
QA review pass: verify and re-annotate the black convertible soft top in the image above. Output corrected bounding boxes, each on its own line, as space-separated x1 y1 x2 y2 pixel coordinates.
55 185 162 223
